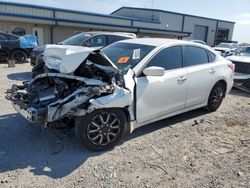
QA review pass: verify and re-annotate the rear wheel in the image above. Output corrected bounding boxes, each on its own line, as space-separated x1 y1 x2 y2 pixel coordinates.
75 108 127 151
206 82 226 112
11 50 27 63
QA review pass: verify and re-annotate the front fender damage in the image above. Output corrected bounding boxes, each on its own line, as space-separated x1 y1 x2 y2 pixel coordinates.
47 84 132 122
6 73 132 124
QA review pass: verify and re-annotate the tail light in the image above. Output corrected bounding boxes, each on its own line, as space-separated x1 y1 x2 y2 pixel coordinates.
228 63 235 72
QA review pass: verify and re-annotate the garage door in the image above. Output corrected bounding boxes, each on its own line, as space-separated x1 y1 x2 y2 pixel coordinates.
194 25 208 42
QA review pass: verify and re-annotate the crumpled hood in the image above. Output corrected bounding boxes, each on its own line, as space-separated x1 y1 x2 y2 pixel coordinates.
213 47 231 52
44 45 117 74
227 55 250 63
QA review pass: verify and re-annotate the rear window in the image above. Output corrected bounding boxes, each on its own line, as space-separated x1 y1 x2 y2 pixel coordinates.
102 42 155 74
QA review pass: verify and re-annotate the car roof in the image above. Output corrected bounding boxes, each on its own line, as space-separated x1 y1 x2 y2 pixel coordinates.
0 32 19 38
80 31 136 38
118 38 198 47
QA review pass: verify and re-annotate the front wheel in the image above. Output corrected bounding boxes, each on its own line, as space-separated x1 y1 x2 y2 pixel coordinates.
11 50 27 63
206 82 226 112
75 108 127 151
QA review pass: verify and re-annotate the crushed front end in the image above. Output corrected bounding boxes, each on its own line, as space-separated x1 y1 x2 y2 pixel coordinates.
6 73 115 124
6 45 132 125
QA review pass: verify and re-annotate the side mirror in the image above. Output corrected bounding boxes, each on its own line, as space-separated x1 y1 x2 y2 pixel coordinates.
143 66 165 76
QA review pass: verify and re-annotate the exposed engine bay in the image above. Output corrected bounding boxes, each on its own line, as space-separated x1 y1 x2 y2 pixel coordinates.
6 45 132 125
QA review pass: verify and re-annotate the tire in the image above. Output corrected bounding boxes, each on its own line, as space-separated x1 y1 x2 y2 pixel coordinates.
75 108 127 151
206 82 226 112
11 50 27 63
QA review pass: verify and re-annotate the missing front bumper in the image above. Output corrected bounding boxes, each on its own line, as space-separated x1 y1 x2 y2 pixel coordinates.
12 102 46 123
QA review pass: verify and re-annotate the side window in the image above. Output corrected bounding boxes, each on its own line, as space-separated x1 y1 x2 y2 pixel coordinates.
88 35 107 47
11 26 26 36
108 35 125 44
207 50 216 62
146 46 183 70
185 46 209 66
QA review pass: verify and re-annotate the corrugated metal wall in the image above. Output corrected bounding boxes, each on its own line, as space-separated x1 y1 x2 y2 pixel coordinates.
111 8 161 22
0 4 53 18
55 11 131 26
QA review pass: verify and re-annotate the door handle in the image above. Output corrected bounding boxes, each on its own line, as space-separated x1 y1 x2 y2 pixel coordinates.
178 76 187 82
209 68 216 74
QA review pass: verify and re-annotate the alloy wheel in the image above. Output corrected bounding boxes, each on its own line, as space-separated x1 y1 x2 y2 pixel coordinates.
211 87 224 104
87 112 121 146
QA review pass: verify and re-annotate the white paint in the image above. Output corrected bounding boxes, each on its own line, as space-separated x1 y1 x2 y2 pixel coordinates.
44 44 96 74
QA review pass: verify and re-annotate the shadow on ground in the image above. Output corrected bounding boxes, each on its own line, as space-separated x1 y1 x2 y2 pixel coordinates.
0 108 208 179
7 72 32 81
0 113 102 179
127 108 207 141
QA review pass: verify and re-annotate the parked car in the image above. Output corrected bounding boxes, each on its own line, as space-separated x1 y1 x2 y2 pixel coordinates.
0 31 37 63
213 42 240 57
6 39 234 151
191 40 207 45
31 31 136 77
227 46 250 90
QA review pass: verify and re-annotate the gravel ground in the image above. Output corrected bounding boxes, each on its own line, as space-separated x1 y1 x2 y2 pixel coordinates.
0 63 249 188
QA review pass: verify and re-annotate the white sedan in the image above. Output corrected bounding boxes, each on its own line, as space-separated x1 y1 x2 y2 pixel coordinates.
6 38 234 151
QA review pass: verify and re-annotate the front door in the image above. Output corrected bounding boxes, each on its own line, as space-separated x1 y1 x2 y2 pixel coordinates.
32 27 44 46
135 46 188 123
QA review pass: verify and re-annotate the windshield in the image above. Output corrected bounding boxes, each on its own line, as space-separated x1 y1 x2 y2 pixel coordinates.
59 33 93 46
101 42 155 74
217 43 232 48
240 47 250 56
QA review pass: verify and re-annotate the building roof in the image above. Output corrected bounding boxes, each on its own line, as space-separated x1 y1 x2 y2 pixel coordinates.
0 1 191 37
0 1 158 23
111 7 235 24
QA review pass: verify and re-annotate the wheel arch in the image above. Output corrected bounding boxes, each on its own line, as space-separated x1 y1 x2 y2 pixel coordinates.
215 79 227 97
11 48 28 55
117 107 132 135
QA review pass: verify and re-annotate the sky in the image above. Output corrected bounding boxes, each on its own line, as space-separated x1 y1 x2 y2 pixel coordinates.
1 0 250 43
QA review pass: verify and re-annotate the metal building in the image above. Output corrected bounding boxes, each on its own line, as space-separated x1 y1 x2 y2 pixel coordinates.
0 2 235 46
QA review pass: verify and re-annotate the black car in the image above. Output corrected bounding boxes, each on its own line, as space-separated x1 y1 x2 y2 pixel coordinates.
31 31 136 77
0 32 37 63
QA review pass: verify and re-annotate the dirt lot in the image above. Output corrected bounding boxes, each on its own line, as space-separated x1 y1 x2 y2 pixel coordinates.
0 63 249 188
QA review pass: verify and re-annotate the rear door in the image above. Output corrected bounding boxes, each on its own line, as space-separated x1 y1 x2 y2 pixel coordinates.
184 46 218 107
135 46 188 123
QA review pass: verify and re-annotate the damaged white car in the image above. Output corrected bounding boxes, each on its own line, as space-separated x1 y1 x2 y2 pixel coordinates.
6 39 234 151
